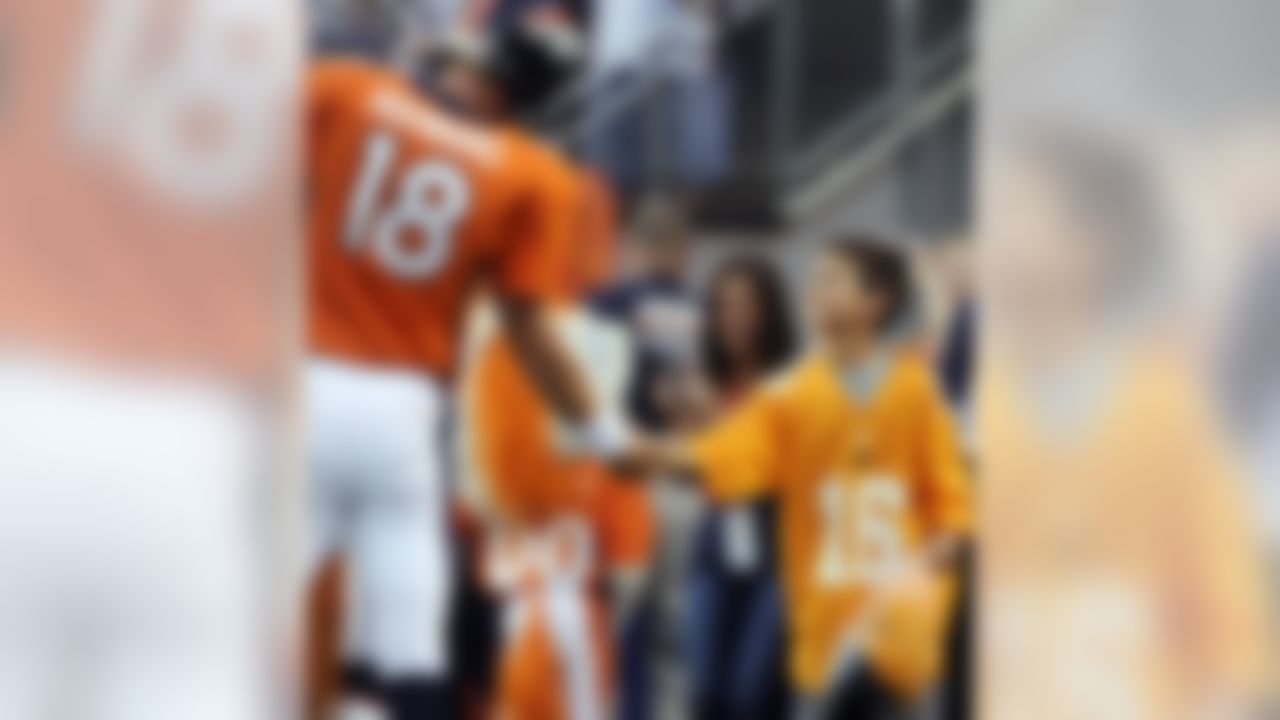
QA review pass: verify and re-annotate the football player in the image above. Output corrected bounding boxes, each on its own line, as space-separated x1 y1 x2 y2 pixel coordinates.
305 15 624 720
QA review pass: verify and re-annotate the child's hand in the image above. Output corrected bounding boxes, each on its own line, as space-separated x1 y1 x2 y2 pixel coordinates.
880 555 935 599
656 366 719 430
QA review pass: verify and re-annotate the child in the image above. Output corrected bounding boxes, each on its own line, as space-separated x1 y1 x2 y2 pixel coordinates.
623 236 973 717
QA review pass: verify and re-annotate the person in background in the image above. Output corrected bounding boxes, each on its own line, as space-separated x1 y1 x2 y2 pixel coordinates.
593 197 701 432
683 256 796 720
415 0 470 33
312 0 405 59
585 0 732 208
467 0 592 32
662 0 732 205
923 237 976 720
585 0 672 202
591 196 700 720
932 239 976 433
311 0 474 66
920 236 975 720
1218 232 1280 547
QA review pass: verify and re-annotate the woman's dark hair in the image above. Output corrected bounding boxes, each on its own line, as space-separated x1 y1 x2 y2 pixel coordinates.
700 255 797 392
828 234 913 334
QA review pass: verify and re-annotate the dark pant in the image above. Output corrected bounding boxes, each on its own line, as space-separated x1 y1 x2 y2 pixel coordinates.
686 510 788 720
794 669 905 720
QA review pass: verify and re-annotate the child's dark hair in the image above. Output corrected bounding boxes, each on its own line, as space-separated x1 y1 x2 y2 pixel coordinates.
827 234 913 334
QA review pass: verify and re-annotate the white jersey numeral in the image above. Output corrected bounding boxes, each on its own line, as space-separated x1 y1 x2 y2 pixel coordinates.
344 130 471 280
815 474 907 586
74 0 294 205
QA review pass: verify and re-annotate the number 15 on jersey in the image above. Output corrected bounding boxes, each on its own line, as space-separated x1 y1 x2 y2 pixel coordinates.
816 474 907 586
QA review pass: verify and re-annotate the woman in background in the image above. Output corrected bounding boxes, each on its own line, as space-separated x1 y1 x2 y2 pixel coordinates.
683 255 796 720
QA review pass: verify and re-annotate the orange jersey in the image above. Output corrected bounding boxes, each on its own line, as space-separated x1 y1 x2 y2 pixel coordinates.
572 168 621 294
0 2 299 375
308 59 577 376
690 351 972 692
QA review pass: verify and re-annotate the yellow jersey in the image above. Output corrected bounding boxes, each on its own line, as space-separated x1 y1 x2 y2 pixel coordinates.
980 351 1273 720
690 350 972 692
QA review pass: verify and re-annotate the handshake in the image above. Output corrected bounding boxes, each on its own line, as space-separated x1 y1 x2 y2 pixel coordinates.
556 408 693 480
559 365 719 480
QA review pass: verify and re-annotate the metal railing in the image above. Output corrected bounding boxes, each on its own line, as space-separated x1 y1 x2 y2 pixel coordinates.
552 0 972 229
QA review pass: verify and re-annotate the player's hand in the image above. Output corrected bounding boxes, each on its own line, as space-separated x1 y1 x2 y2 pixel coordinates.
607 431 660 479
608 432 690 481
556 411 694 481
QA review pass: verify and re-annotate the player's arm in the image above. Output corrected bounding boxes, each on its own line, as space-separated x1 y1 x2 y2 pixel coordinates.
497 297 599 427
494 154 628 458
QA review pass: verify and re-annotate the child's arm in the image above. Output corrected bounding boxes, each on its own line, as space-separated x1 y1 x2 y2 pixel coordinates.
616 389 782 505
613 432 698 479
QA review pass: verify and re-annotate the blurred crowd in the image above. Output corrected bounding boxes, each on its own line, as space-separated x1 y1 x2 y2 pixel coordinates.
311 0 740 209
